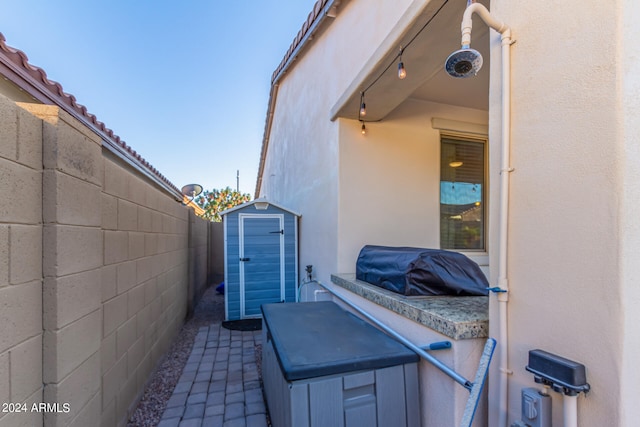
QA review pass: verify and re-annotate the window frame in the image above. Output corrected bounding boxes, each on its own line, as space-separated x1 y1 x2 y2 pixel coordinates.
439 132 488 253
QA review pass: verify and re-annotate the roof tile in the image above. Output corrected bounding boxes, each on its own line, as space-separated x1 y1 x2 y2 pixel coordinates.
0 32 180 195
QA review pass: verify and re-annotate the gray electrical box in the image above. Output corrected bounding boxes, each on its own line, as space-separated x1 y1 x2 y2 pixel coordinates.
521 388 551 427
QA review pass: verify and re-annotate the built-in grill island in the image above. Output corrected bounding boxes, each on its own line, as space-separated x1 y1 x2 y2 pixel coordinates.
327 245 491 426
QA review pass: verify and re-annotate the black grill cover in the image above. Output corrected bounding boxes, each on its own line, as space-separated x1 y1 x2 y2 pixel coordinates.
356 245 489 296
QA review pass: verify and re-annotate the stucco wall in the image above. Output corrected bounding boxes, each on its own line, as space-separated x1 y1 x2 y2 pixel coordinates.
260 1 493 426
620 1 640 425
257 0 640 424
337 98 488 274
260 0 419 286
0 95 211 427
486 0 638 425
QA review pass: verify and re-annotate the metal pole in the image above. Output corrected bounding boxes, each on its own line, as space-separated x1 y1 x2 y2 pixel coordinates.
320 284 473 390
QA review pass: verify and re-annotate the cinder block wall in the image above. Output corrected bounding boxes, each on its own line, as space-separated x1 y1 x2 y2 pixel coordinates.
208 222 224 286
0 96 211 427
188 209 208 315
0 95 45 427
99 153 189 427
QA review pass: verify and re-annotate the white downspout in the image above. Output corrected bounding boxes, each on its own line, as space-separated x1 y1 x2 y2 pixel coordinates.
460 4 513 427
563 395 578 427
497 26 513 427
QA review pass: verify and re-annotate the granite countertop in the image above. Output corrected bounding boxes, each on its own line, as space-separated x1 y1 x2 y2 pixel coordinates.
331 274 488 340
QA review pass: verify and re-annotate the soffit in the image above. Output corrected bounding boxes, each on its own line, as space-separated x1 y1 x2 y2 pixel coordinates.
331 0 490 122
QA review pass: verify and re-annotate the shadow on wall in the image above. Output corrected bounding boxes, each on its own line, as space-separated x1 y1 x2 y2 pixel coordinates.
0 96 219 427
209 222 225 285
188 211 224 316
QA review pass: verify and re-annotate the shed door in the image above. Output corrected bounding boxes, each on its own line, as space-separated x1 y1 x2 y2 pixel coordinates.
239 214 285 318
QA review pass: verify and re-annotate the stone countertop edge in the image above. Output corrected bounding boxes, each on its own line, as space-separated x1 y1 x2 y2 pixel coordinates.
330 274 489 340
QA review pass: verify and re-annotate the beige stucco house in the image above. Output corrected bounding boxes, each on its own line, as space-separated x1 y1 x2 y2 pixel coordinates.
257 0 640 426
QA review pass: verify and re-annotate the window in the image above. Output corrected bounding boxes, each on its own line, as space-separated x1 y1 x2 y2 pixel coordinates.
440 136 486 250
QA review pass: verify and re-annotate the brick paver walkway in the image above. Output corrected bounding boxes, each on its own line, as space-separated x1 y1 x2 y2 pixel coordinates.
157 324 267 427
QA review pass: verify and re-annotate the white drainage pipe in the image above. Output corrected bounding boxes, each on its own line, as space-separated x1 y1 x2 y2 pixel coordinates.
456 4 513 427
564 395 578 427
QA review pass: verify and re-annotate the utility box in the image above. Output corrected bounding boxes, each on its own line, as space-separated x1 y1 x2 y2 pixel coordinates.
261 302 420 427
221 198 299 320
521 388 551 427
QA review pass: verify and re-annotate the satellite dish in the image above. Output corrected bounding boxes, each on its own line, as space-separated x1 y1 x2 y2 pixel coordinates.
181 184 203 206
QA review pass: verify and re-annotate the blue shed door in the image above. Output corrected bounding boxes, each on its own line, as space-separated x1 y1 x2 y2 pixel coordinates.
239 214 284 318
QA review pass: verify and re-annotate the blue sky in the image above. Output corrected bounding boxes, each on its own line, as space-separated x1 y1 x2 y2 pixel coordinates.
0 0 318 196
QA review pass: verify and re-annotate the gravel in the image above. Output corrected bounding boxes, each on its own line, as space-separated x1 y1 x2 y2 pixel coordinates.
127 285 226 427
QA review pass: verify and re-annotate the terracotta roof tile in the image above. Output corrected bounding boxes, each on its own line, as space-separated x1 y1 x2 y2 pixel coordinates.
0 32 180 196
271 0 329 83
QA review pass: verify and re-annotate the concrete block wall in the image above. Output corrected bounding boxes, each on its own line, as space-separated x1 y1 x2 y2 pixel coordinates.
20 103 106 427
0 96 211 427
188 209 208 315
100 155 189 426
0 96 44 427
208 222 224 286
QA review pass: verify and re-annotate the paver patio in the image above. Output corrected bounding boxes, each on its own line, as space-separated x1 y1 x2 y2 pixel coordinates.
157 324 267 427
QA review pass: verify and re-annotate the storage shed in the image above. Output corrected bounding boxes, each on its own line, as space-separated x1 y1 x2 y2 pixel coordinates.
221 198 300 320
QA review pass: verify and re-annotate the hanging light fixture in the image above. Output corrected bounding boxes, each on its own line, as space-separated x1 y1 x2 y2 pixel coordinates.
346 2 450 138
397 59 407 79
397 47 407 79
361 121 367 135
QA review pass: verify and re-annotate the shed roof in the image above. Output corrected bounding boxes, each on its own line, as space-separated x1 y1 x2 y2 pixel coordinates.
221 198 301 217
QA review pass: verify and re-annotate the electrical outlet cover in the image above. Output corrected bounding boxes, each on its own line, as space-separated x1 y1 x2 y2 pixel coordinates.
521 388 552 427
